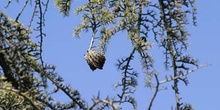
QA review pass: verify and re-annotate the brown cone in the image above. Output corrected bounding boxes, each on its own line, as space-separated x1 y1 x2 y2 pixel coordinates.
84 50 106 71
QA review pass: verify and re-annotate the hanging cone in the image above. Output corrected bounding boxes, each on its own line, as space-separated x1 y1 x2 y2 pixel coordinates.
84 50 106 71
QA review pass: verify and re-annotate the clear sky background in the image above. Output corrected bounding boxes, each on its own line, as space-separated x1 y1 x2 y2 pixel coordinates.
0 0 219 110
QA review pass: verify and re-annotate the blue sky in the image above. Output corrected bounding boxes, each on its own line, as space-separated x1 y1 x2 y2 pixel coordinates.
1 0 220 110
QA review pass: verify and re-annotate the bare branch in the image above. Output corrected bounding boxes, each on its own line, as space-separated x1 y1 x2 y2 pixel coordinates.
159 64 209 84
5 0 12 8
147 73 160 110
28 1 38 28
89 96 120 110
88 30 97 51
15 0 29 22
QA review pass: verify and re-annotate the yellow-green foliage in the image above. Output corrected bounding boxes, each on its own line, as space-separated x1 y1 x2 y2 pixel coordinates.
0 82 42 110
55 0 72 16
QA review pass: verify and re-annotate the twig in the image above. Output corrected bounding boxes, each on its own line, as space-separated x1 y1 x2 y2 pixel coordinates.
15 0 29 22
5 0 12 8
42 0 50 26
147 73 160 110
36 0 45 67
159 64 209 84
88 29 97 51
89 97 119 110
118 47 136 104
28 3 38 29
35 0 48 88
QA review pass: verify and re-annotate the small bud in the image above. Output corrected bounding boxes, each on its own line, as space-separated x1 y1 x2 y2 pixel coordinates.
113 7 120 13
141 36 147 42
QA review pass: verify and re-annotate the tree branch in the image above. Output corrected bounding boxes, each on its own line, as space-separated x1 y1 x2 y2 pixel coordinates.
15 0 29 22
147 74 160 110
159 64 209 84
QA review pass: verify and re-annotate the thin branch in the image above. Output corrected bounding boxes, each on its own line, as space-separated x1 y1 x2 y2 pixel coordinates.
88 5 98 51
15 0 29 22
89 97 119 110
31 64 87 110
28 2 38 28
34 0 48 89
118 47 136 105
5 0 12 8
88 29 97 51
42 0 50 26
36 0 45 67
147 74 160 110
159 64 209 84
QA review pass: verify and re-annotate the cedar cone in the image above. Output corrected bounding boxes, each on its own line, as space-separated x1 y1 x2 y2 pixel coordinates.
84 50 106 71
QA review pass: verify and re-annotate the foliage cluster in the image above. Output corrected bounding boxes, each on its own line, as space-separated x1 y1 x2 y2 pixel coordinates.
0 0 206 110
